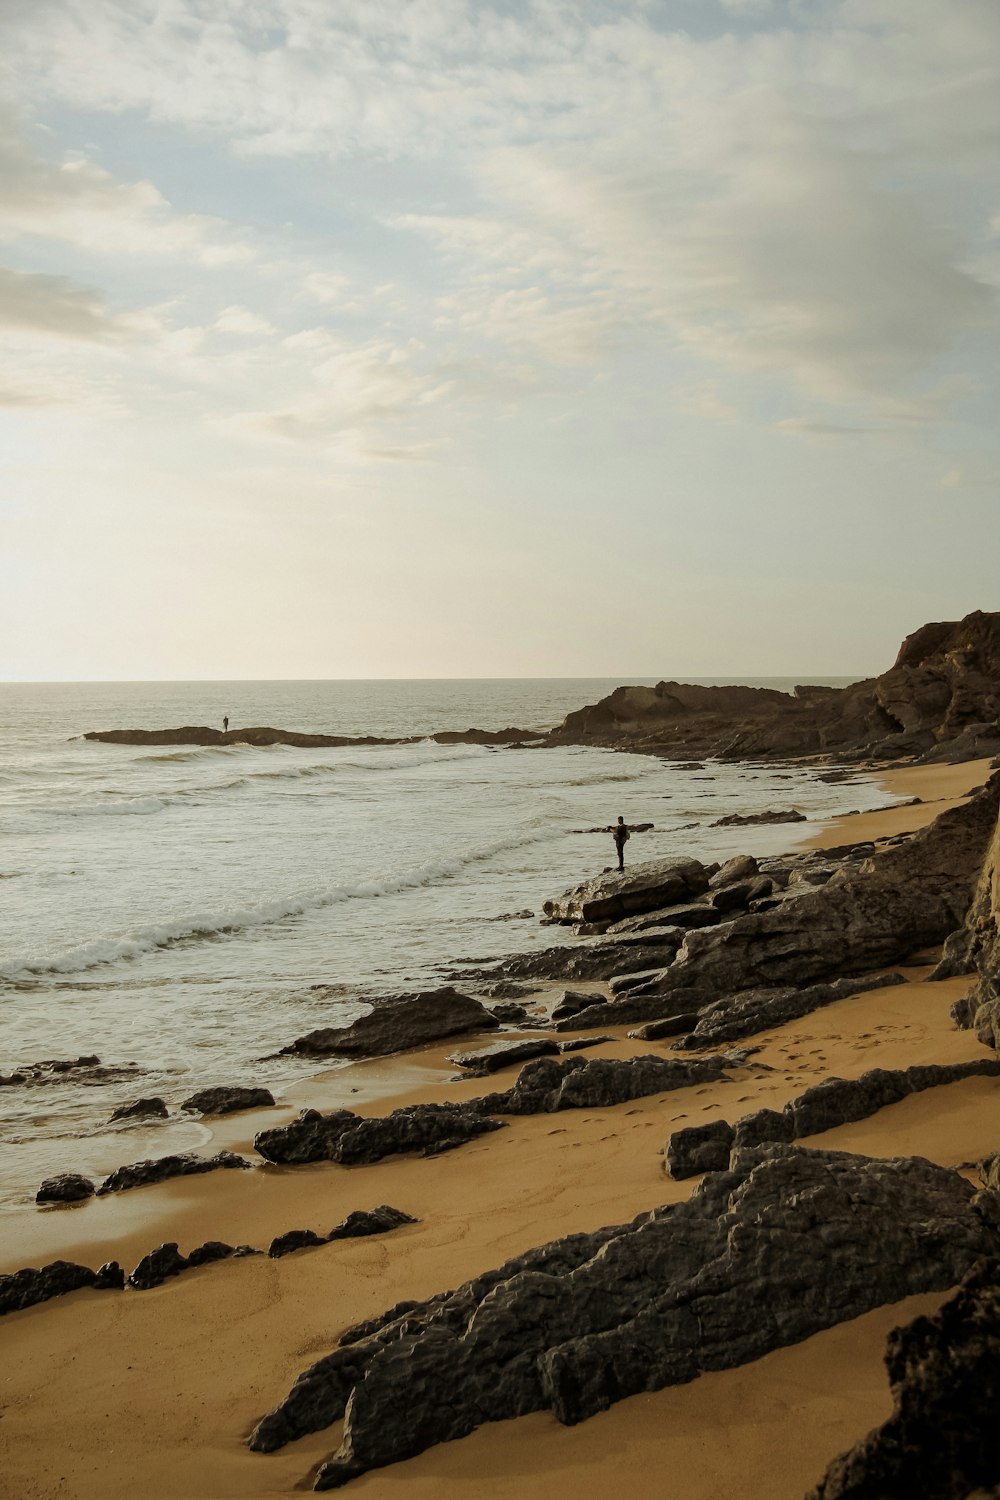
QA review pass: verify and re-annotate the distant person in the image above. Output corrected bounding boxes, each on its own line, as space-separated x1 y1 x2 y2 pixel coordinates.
223 716 229 734
612 815 630 871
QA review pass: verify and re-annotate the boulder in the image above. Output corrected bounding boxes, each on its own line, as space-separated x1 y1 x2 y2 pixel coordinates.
97 1151 252 1194
247 1145 1000 1489
708 855 759 889
1 1259 124 1316
664 1120 733 1178
808 1257 1000 1499
109 1097 169 1123
181 1085 275 1116
279 988 499 1059
254 1104 504 1167
35 1173 96 1204
129 1240 236 1289
447 1039 559 1077
541 858 710 926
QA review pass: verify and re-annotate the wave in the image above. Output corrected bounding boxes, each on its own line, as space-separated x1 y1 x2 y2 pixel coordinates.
46 796 170 818
0 822 552 981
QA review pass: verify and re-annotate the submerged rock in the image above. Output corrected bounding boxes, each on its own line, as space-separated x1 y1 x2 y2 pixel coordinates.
109 1097 169 1123
280 988 499 1059
97 1151 252 1194
247 1145 1000 1489
808 1257 1000 1499
254 1104 504 1166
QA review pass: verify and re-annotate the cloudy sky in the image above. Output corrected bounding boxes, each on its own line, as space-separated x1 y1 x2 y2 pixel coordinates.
2 0 998 680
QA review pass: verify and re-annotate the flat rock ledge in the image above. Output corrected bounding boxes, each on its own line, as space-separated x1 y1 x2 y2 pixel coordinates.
279 988 499 1060
665 1059 1000 1178
254 1104 505 1166
246 1144 1000 1490
96 1150 252 1195
470 1051 751 1115
808 1255 1000 1500
542 857 710 926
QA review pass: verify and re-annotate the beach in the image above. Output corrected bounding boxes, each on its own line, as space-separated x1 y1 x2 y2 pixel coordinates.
1 753 996 1499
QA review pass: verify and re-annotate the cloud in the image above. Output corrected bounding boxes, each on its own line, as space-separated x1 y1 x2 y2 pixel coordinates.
0 265 127 341
212 305 275 335
301 271 352 305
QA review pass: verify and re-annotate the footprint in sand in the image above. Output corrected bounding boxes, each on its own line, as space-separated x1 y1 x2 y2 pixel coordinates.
673 1113 688 1121
547 1128 567 1136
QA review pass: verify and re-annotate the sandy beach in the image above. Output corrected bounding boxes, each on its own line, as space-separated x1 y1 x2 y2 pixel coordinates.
1 756 996 1500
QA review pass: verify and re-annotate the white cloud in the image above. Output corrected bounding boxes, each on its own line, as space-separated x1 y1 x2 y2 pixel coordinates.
301 271 352 305
0 264 128 341
212 305 276 335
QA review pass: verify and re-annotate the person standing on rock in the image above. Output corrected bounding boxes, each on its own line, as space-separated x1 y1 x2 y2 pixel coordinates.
223 716 229 734
612 816 630 871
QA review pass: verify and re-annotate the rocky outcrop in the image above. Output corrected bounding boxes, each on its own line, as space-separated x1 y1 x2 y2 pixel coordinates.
665 1059 1000 1178
470 937 690 985
279 988 499 1059
35 1173 96 1204
542 859 710 925
97 1151 252 1194
253 1104 504 1166
84 725 535 749
129 1240 236 1290
712 809 806 827
952 794 1000 1050
0 1259 124 1316
808 1257 1000 1500
545 610 1000 762
672 972 907 1050
109 1097 169 1123
447 1039 559 1076
471 1051 748 1115
1 1056 142 1088
268 1207 417 1259
247 1145 1000 1489
180 1085 275 1115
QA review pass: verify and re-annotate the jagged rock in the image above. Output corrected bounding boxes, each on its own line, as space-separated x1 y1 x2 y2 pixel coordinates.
952 791 1000 1049
488 1002 530 1023
472 1051 745 1115
269 1207 417 1258
672 972 907 1050
981 1154 1000 1191
187 1240 236 1268
35 1173 96 1204
0 1259 124 1316
808 1257 1000 1500
269 1229 328 1259
97 1150 252 1194
788 866 835 886
447 1039 559 1076
551 990 603 1021
247 1145 1000 1489
708 855 759 889
1 1056 141 1088
541 858 710 926
254 1104 504 1166
627 1013 701 1041
129 1243 190 1290
109 1097 169 1122
603 909 687 936
664 1120 733 1177
479 981 536 1000
713 809 807 827
181 1085 275 1115
710 877 772 913
481 938 690 984
85 725 534 749
279 988 499 1059
664 1060 1000 1178
927 927 977 981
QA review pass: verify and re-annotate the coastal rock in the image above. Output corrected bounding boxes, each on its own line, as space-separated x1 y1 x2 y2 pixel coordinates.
2 1056 141 1088
97 1150 252 1194
128 1240 236 1289
247 1145 1000 1489
0 1259 124 1317
541 858 710 926
712 809 806 827
557 1036 614 1053
270 1207 417 1258
447 1039 559 1076
487 1003 530 1023
254 1104 504 1167
482 938 690 984
808 1257 1000 1500
673 972 907 1050
664 1120 733 1177
84 724 535 750
472 1051 746 1115
708 855 759 888
954 791 1000 1050
109 1096 169 1123
709 877 772 913
550 989 599 1021
35 1173 96 1204
279 988 499 1059
181 1085 276 1115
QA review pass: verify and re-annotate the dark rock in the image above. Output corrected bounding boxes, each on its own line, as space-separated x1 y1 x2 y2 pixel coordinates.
279 988 499 1059
447 1039 559 1076
254 1104 505 1166
35 1173 96 1204
710 879 766 914
85 724 535 749
708 855 759 889
952 792 1000 1049
270 1208 416 1259
482 939 692 985
181 1085 276 1115
927 927 977 981
713 809 806 827
97 1150 252 1194
627 1014 701 1041
0 1259 124 1316
109 1096 169 1123
731 1108 794 1150
128 1243 190 1290
269 1229 328 1259
807 1257 1000 1500
247 1145 1000 1489
557 1036 614 1053
479 981 536 1001
186 1240 236 1267
673 973 907 1050
665 1120 733 1178
788 1059 1000 1137
488 1002 530 1023
541 858 710 925
472 1051 745 1116
551 990 602 1021
981 1153 1000 1191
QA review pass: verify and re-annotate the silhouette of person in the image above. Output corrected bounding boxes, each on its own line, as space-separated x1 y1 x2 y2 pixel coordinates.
223 716 229 733
612 815 630 871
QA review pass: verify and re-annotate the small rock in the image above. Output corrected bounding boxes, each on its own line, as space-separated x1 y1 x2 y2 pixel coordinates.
36 1173 96 1205
109 1097 169 1123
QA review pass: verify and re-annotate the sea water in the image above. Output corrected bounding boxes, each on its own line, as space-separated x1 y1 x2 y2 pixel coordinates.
0 677 890 1210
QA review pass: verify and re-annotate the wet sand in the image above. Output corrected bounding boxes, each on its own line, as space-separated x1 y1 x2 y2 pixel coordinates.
0 757 995 1500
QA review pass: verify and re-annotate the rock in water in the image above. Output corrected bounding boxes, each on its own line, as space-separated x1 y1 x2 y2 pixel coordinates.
109 1097 169 1122
246 1145 1000 1489
97 1151 252 1194
180 1085 275 1115
254 1104 504 1166
35 1173 96 1204
807 1257 1000 1499
279 988 499 1059
541 858 710 925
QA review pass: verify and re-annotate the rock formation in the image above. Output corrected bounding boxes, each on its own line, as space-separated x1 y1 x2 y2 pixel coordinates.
180 1085 275 1115
253 1103 504 1166
0 1259 124 1316
808 1257 1000 1499
949 790 1000 1050
109 1097 169 1123
35 1173 96 1204
268 1207 416 1259
247 1145 1000 1489
545 610 1000 762
471 1051 749 1115
83 725 535 749
279 988 499 1059
542 859 710 925
97 1151 252 1194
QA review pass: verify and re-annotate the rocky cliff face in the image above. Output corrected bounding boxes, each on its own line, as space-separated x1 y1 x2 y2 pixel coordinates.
547 609 1000 762
958 800 1000 1050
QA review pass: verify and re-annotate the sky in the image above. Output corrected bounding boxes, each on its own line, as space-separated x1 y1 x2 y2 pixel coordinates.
1 0 998 681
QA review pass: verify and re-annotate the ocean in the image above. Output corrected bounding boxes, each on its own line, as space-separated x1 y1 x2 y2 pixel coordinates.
0 676 889 1210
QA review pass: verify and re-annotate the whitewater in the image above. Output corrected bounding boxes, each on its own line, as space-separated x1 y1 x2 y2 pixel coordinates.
0 677 894 1209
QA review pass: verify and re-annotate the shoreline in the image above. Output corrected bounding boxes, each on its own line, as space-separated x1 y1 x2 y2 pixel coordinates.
1 755 996 1498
